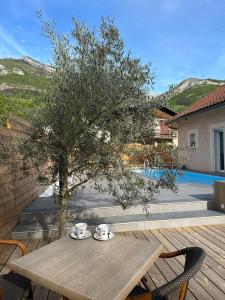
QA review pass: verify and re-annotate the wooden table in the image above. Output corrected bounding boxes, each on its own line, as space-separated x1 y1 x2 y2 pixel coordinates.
10 234 163 300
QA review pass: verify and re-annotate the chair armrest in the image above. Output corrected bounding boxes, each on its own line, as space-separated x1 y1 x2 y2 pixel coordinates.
0 240 27 256
159 249 185 258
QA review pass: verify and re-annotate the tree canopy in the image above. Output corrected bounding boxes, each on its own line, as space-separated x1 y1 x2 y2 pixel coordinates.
1 16 177 237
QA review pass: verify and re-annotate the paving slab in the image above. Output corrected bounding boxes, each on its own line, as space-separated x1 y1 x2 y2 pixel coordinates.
23 181 214 213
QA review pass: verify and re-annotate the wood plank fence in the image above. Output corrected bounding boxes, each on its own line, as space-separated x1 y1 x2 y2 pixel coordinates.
0 115 46 239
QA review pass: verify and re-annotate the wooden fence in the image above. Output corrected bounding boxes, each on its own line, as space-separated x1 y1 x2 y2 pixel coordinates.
0 115 46 239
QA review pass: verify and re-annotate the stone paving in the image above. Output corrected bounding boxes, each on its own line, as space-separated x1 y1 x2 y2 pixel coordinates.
24 181 214 213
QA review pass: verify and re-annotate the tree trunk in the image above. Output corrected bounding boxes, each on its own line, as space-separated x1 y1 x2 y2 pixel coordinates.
58 156 69 238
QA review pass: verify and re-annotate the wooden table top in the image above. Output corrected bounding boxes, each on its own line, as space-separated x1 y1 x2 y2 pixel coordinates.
10 234 163 300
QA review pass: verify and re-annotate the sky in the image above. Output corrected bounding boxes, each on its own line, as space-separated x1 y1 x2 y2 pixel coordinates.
0 0 225 93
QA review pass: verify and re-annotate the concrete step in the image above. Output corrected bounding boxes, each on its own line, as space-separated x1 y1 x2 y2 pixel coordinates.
12 209 225 239
19 200 215 225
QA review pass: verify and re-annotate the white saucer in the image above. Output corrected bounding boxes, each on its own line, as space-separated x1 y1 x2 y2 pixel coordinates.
94 232 114 241
70 230 91 240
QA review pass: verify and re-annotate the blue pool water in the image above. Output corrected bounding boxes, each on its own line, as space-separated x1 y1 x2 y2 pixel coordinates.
134 168 225 185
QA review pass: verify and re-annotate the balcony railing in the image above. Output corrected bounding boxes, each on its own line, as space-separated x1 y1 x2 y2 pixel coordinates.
154 128 177 139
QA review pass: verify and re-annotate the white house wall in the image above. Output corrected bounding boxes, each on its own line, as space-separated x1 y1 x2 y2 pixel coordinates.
178 106 225 172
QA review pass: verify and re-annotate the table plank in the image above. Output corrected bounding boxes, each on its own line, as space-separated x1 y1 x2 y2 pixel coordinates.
10 235 163 300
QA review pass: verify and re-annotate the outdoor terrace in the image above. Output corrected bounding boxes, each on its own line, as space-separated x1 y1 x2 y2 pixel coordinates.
1 224 225 299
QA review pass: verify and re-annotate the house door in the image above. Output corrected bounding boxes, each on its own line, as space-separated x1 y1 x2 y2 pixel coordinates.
214 129 224 172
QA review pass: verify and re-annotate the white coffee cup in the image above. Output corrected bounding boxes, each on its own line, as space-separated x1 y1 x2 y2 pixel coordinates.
73 223 87 238
96 224 109 240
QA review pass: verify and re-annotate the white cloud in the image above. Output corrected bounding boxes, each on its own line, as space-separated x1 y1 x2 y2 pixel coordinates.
21 39 26 43
15 25 23 33
0 25 26 55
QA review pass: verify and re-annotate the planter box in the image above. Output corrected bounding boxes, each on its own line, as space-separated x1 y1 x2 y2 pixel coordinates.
214 181 225 212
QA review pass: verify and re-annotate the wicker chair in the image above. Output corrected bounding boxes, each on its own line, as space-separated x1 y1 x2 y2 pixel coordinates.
0 240 33 300
127 247 205 300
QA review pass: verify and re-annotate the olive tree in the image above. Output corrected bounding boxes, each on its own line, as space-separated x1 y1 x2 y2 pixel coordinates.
5 17 177 237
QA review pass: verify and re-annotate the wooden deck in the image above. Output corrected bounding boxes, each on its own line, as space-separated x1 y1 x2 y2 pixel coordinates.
1 225 225 299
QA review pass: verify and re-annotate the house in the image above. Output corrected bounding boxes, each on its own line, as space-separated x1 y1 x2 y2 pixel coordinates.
122 106 178 166
134 106 178 146
172 84 225 173
153 106 178 146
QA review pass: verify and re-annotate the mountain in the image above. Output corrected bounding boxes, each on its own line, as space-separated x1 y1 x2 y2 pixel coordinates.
21 56 54 73
0 57 52 125
167 78 225 112
1 56 225 124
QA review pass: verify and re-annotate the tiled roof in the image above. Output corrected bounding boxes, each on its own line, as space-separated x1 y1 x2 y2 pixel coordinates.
175 84 225 119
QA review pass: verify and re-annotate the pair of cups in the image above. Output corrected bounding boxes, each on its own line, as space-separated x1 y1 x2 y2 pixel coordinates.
73 222 110 240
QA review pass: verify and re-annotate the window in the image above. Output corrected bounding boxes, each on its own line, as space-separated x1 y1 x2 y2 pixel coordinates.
189 133 196 147
188 129 198 148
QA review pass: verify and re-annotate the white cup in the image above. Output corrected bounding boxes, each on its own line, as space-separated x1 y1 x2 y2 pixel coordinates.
73 223 87 238
96 224 109 240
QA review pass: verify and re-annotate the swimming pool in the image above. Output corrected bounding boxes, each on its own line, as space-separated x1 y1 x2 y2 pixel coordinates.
133 168 225 185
